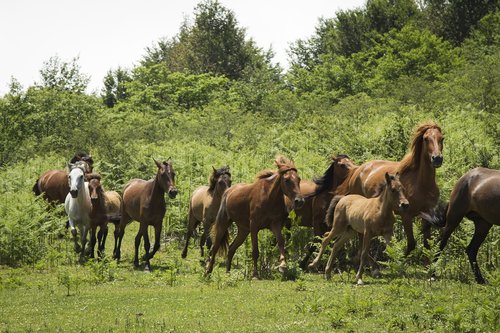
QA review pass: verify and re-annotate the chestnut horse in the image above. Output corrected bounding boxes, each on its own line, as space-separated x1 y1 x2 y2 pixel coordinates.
205 156 305 278
87 174 122 258
113 159 178 271
309 173 409 284
287 154 356 269
33 152 94 204
182 166 232 259
64 163 92 263
336 122 444 255
423 167 499 284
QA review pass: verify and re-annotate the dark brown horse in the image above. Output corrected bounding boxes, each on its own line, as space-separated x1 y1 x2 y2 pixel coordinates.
336 122 444 255
309 172 409 284
205 156 305 278
113 159 178 271
287 154 357 269
87 174 122 258
182 166 231 259
33 152 94 204
423 167 499 284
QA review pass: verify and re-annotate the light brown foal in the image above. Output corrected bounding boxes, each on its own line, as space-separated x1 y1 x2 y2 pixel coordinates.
309 172 409 284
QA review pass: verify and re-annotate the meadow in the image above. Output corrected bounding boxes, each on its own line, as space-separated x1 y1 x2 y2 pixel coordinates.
1 1 499 332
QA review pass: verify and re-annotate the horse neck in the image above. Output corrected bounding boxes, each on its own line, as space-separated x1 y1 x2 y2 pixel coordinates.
408 149 436 189
266 173 286 204
76 182 91 209
151 175 165 202
376 187 394 219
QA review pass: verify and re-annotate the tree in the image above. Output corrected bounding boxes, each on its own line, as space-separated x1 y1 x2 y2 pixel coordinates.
141 0 268 80
37 55 90 93
422 0 498 45
102 67 132 108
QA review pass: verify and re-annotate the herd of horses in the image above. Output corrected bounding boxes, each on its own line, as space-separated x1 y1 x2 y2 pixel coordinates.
32 122 499 284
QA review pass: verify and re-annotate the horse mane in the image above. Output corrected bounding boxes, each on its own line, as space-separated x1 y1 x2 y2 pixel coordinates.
398 122 442 173
86 173 101 181
255 156 295 180
313 154 350 187
275 155 296 174
208 166 231 192
256 170 276 180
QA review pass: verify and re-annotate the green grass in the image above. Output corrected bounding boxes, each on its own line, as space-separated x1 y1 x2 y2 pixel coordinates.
1 230 498 333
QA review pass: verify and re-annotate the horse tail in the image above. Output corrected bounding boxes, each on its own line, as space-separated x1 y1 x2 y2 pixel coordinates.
325 195 344 227
32 179 41 196
420 201 448 228
210 196 230 257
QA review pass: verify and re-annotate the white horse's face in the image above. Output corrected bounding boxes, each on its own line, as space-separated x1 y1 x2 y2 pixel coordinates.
68 167 85 198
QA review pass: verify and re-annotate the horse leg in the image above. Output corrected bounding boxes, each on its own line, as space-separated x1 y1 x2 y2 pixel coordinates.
97 224 108 258
201 220 213 258
300 218 323 270
271 223 287 273
144 224 162 271
250 229 260 279
182 211 199 259
88 225 97 259
356 231 372 285
466 218 492 284
113 214 130 261
324 231 354 280
79 224 89 264
402 214 416 255
309 225 340 270
68 219 81 253
134 223 147 268
226 227 250 273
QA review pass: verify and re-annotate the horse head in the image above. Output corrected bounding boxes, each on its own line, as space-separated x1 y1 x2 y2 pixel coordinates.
86 173 103 202
422 126 444 168
154 158 178 199
384 172 409 211
332 154 356 180
210 166 232 193
67 163 86 198
275 156 304 209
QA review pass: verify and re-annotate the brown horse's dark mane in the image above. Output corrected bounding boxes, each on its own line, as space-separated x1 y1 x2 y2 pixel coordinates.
208 166 231 192
398 122 442 173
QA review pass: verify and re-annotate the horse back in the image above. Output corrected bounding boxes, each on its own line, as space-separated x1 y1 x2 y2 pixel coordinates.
189 185 210 222
461 168 500 225
105 191 122 216
123 178 165 223
38 169 69 203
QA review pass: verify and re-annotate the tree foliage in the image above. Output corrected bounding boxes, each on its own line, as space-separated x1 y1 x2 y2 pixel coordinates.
37 55 90 93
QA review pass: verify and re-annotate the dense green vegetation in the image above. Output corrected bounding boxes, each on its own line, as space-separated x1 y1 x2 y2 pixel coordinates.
0 0 498 331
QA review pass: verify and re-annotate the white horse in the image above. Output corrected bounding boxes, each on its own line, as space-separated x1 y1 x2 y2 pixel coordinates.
65 163 92 263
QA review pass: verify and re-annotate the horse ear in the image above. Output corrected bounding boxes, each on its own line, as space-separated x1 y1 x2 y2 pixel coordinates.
384 172 391 184
212 166 217 173
153 158 162 169
68 163 74 170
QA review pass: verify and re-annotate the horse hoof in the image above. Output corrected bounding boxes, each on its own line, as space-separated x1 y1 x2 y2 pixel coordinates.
181 252 187 259
357 279 364 285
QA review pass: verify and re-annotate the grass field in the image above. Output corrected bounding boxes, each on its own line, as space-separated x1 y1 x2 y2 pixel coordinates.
1 223 498 333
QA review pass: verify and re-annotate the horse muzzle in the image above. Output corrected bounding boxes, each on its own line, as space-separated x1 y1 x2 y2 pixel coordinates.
168 188 178 199
70 190 78 198
399 201 410 211
293 197 305 210
431 155 443 168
